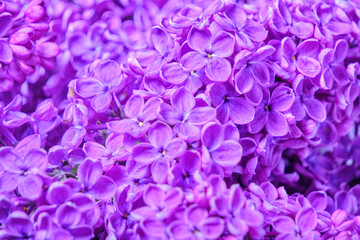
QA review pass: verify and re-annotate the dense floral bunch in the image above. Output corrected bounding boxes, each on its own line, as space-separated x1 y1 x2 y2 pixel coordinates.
1 0 360 239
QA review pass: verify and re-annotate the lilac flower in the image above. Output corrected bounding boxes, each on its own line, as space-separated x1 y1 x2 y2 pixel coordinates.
201 122 243 175
0 211 34 239
180 27 235 82
158 87 215 142
279 37 321 78
269 0 314 39
75 60 124 112
108 95 162 138
0 12 13 65
248 86 294 136
168 150 201 189
134 26 176 73
318 39 349 89
214 3 268 49
132 121 186 183
0 135 48 200
131 184 183 221
168 204 225 240
160 62 206 94
234 45 275 94
272 207 320 239
83 133 126 170
210 184 264 238
290 76 327 122
209 82 255 124
77 158 117 201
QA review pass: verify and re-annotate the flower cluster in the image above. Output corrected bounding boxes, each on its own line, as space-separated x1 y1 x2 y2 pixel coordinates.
1 0 360 239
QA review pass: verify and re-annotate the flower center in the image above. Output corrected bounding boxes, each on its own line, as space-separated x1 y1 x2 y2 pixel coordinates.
207 53 212 58
138 121 143 127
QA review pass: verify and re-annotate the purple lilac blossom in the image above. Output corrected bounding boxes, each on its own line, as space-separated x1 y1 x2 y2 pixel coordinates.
1 0 360 239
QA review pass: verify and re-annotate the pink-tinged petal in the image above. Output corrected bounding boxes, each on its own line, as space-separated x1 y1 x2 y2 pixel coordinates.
248 108 268 134
202 123 224 151
235 66 254 94
90 91 112 112
132 143 159 164
148 121 172 148
319 67 333 89
326 20 352 35
289 22 314 39
200 217 224 239
83 142 107 160
187 107 216 125
236 31 254 49
229 185 245 213
75 77 103 98
61 126 86 148
295 57 321 78
270 86 295 112
307 191 327 212
0 40 13 64
2 111 30 128
266 110 288 136
260 181 278 201
77 159 102 188
88 176 116 201
143 184 165 207
244 82 263 105
141 97 162 122
0 13 13 38
187 27 211 52
211 31 234 57
168 221 192 239
23 149 47 170
273 216 296 234
18 175 43 200
333 39 348 63
124 95 143 118
105 134 124 154
251 45 276 61
184 74 203 94
174 122 201 142
239 208 264 227
171 87 195 114
211 140 242 167
126 159 149 179
297 39 319 57
205 57 231 82
243 19 268 42
0 172 18 192
161 62 189 84
228 98 255 124
141 219 166 238
296 207 317 233
158 103 181 125
181 51 208 70
151 160 169 183
107 119 146 138
36 42 60 59
250 62 271 86
15 134 41 156
68 33 91 56
165 138 187 158
224 4 247 28
150 27 170 56
303 98 326 122
213 13 236 32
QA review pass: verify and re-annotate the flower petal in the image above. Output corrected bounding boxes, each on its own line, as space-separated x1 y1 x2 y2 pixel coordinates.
88 176 116 201
75 77 103 98
211 140 242 167
148 121 172 148
77 159 102 188
211 31 234 57
205 57 231 82
161 62 189 84
18 175 43 200
124 95 144 118
266 110 288 137
303 98 326 122
132 143 159 164
202 122 224 151
187 107 216 125
187 27 211 52
171 87 195 114
228 98 255 124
